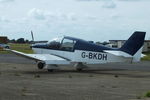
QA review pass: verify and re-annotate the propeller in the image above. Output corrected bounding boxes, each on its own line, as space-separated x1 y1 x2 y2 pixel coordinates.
31 30 34 42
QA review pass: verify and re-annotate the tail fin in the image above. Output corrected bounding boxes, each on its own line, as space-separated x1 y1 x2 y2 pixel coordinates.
120 31 146 62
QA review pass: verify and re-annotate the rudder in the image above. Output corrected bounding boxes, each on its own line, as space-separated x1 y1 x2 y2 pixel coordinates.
120 31 146 56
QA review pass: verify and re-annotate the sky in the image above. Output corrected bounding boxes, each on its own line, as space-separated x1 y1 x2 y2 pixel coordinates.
0 0 150 42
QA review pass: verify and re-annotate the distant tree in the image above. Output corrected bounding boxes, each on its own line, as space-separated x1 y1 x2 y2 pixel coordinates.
16 38 25 43
88 41 94 43
95 42 101 45
9 39 16 43
25 39 29 43
102 41 109 45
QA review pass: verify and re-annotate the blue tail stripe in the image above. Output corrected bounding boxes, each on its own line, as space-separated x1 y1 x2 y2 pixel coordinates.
120 31 146 56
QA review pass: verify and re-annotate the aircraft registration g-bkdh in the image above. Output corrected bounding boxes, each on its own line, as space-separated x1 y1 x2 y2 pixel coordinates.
9 31 146 72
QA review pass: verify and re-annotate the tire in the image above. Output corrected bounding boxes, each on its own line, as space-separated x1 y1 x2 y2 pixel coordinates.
37 62 45 69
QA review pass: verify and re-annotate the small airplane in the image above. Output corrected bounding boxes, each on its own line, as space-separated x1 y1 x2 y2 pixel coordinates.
9 31 146 72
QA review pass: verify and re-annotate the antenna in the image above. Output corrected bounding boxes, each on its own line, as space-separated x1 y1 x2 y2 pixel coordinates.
31 30 34 41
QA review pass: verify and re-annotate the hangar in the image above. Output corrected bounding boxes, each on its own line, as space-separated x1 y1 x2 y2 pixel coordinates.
0 36 8 44
109 40 150 52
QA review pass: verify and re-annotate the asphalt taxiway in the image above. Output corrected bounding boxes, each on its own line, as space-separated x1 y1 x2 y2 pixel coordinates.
0 54 150 100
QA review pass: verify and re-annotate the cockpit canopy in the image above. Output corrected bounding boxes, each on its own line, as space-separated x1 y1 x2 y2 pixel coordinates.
47 37 63 49
47 36 76 51
32 36 112 52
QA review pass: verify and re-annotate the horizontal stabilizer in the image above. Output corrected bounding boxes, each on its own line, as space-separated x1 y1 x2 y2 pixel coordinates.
104 50 132 58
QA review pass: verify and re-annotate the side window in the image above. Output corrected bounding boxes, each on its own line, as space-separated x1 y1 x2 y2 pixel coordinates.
61 39 76 51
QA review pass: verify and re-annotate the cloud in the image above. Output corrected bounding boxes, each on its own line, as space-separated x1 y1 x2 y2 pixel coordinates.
76 0 145 1
28 8 46 20
118 0 140 1
75 0 117 9
0 0 14 3
102 1 116 9
118 0 150 2
27 8 79 21
75 0 101 1
85 15 98 20
0 16 10 22
66 13 77 21
110 13 121 19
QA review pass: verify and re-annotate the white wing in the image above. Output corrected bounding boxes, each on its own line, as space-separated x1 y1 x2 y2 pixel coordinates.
10 50 70 65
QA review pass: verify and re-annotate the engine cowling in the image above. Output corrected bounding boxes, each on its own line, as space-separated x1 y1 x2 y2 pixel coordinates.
37 61 45 69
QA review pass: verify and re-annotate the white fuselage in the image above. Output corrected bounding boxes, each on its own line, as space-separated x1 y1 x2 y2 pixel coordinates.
32 48 132 65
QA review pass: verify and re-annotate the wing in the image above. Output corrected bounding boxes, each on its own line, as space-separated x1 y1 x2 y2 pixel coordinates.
9 50 70 65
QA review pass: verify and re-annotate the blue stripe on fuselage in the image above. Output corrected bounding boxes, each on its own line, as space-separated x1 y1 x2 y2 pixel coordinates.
31 36 117 52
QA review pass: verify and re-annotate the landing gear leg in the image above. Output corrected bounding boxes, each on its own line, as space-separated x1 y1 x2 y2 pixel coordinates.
74 62 86 72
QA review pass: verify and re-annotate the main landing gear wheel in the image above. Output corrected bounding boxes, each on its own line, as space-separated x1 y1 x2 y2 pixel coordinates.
37 62 45 69
47 69 54 72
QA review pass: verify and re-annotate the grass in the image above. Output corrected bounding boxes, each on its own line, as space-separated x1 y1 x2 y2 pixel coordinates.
21 87 27 96
89 74 94 77
21 87 27 92
136 91 150 99
0 43 33 54
0 50 10 54
141 51 150 61
144 91 150 98
114 75 119 78
14 73 21 76
10 43 33 54
136 95 142 99
34 74 40 78
68 74 72 78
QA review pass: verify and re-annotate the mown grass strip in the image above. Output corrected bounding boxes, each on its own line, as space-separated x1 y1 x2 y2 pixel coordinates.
141 51 150 61
0 43 33 54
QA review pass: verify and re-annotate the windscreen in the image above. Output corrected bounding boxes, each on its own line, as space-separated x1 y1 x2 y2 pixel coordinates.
47 37 63 50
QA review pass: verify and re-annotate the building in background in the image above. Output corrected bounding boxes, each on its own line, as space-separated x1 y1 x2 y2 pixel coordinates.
0 36 9 50
109 40 126 48
109 40 150 52
143 40 150 52
0 36 8 44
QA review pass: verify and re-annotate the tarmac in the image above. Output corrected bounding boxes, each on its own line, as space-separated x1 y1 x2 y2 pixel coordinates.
0 54 150 100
